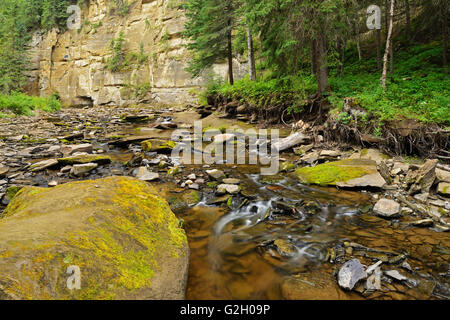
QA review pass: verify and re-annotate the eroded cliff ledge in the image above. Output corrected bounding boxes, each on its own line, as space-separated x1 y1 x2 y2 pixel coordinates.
27 0 245 107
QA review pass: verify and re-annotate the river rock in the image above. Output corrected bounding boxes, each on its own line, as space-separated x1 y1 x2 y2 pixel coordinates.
30 159 59 172
349 148 389 164
206 169 226 180
385 270 408 281
373 198 400 218
437 182 450 196
436 168 450 183
61 143 93 156
135 167 160 182
217 184 240 195
0 164 9 177
213 133 235 144
295 159 386 188
338 259 367 290
141 139 177 153
70 163 98 176
222 178 241 185
0 176 189 299
408 159 438 195
58 154 112 165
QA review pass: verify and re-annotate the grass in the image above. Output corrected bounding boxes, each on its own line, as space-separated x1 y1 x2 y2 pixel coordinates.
0 91 61 116
204 41 449 126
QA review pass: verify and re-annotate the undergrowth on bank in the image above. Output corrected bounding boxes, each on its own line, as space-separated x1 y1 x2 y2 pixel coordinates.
0 92 61 116
203 42 449 126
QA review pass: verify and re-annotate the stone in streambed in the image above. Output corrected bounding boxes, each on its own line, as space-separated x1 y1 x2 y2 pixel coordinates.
58 154 112 165
70 163 98 176
60 143 93 156
373 198 400 218
0 176 188 300
295 159 386 188
338 259 367 290
30 159 59 172
206 169 226 180
135 167 160 182
437 182 450 197
408 159 438 195
217 184 240 195
141 139 177 153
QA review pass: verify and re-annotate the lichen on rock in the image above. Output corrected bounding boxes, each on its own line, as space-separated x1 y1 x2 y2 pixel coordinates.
0 176 189 300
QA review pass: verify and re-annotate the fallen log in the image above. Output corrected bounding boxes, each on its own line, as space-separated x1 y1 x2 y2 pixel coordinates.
273 132 309 152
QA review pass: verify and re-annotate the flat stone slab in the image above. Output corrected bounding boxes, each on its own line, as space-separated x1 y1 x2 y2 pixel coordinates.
295 159 386 188
373 198 401 218
338 259 367 290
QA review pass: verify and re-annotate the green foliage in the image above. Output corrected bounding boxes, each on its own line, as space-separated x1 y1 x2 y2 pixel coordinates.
182 0 235 78
0 91 61 116
106 34 149 72
112 0 130 16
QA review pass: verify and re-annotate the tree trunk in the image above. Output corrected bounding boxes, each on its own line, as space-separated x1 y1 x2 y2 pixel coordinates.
227 22 234 85
390 39 394 74
405 0 411 41
311 40 317 75
316 33 329 94
381 0 395 88
377 29 382 71
338 37 346 75
246 25 256 81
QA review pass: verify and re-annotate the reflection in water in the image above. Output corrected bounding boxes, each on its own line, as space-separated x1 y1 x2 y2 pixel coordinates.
181 170 450 300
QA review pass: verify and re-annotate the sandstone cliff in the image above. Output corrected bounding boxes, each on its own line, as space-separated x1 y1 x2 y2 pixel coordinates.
28 0 246 107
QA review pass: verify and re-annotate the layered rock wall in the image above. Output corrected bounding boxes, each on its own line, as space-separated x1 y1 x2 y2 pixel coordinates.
28 0 246 107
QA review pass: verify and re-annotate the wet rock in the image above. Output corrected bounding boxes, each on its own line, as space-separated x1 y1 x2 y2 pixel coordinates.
274 239 297 257
70 163 98 176
141 139 177 153
206 169 225 180
413 193 429 203
0 176 189 299
320 150 341 158
222 178 240 185
295 159 386 188
280 162 295 172
48 180 58 187
385 270 408 281
58 154 112 165
188 183 199 190
365 267 382 291
206 195 232 205
187 173 196 180
437 182 450 196
135 167 159 182
349 148 389 164
0 164 9 177
217 184 240 195
60 165 72 173
60 143 93 156
408 159 438 195
30 159 59 172
167 166 181 177
338 259 367 290
373 198 400 218
392 162 410 174
301 151 320 164
213 133 235 144
436 168 450 183
0 179 7 186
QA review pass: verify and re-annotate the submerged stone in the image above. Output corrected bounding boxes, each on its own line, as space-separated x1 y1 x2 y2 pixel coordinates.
295 159 386 188
0 176 188 300
338 259 367 290
373 198 400 218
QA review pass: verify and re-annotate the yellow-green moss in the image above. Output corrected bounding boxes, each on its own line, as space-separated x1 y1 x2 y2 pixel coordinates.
295 159 376 186
57 154 112 165
0 176 188 300
141 139 177 152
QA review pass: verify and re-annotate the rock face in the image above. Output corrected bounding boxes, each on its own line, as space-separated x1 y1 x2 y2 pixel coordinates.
408 159 438 195
0 176 189 300
338 259 367 290
295 159 386 188
373 198 401 218
27 0 246 106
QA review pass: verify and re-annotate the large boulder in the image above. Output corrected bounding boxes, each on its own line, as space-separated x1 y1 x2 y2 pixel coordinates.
0 176 189 300
295 159 386 188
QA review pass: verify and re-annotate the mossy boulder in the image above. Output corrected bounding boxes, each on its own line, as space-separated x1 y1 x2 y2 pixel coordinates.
141 139 177 153
0 176 189 300
57 154 112 165
295 159 386 188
